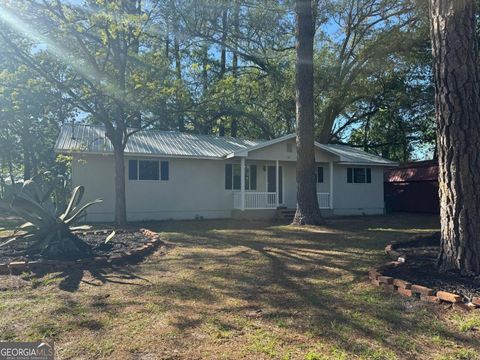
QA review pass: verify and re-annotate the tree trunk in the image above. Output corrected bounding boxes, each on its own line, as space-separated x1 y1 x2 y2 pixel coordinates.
292 0 324 226
231 0 240 138
218 8 228 137
430 0 480 274
318 101 342 144
113 144 127 227
174 34 185 131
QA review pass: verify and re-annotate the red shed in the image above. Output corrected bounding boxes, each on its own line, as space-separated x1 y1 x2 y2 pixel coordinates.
384 160 439 213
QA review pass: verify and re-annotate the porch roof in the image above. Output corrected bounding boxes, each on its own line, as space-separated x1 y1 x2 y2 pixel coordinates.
228 133 397 166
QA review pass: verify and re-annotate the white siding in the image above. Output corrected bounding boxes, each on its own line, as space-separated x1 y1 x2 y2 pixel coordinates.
331 164 385 215
72 154 386 222
73 154 234 222
247 139 338 163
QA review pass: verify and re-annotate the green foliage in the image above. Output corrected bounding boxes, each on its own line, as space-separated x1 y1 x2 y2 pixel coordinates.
0 173 102 260
0 0 435 185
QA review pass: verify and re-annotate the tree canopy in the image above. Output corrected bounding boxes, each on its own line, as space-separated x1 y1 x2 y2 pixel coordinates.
0 0 435 184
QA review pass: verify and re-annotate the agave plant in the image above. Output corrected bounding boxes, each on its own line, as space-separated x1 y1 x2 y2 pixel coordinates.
0 173 102 260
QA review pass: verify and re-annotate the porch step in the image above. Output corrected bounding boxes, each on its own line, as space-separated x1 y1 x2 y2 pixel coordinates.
276 208 296 221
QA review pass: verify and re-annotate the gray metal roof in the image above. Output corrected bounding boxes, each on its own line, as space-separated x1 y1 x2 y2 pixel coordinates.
317 143 397 165
55 124 396 165
55 124 263 158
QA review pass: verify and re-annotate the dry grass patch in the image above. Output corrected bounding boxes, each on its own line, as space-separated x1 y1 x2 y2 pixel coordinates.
0 214 480 359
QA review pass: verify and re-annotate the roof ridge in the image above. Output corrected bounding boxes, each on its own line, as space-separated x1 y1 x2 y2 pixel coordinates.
61 123 264 143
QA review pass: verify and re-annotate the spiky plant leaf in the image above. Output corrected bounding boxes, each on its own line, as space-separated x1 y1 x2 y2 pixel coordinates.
64 198 103 225
2 175 100 260
61 186 85 220
70 225 92 231
20 222 34 228
0 237 19 248
17 222 38 234
105 231 116 244
10 194 55 226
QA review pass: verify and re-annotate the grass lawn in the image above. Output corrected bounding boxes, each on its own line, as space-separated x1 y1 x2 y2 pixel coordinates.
1 214 479 359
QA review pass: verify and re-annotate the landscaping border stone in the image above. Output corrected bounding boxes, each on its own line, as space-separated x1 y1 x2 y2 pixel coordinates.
0 228 164 275
369 234 478 311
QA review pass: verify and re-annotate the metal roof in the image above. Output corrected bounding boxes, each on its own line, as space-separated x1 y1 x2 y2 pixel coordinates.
385 160 438 182
55 124 263 159
317 144 398 165
55 124 396 165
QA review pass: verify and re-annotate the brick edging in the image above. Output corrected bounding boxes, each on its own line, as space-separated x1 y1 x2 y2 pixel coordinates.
369 238 479 311
0 228 164 275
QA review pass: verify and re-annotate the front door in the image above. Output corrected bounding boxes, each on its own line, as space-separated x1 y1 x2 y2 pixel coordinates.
267 165 283 205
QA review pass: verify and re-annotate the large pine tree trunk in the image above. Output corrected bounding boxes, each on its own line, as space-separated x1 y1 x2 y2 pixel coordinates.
292 0 323 226
430 0 480 274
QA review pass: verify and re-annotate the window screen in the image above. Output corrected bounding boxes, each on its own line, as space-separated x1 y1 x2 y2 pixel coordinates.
161 161 169 180
129 160 138 180
225 164 233 189
139 160 159 180
317 167 324 183
347 167 372 183
225 164 257 190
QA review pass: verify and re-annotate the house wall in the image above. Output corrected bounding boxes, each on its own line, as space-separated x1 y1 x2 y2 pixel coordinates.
72 153 386 222
332 165 385 215
280 162 331 208
73 154 239 222
247 139 338 163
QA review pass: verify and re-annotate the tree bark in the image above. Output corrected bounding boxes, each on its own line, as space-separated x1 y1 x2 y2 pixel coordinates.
218 8 228 137
230 0 240 138
430 0 480 274
292 0 324 226
174 33 185 131
318 101 342 144
113 144 127 227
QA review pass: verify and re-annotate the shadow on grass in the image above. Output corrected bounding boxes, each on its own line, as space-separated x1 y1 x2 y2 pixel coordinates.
11 213 477 358
25 265 152 292
124 214 480 356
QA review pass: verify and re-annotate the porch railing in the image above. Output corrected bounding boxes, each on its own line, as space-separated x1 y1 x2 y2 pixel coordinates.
233 192 278 210
234 192 331 210
317 192 330 209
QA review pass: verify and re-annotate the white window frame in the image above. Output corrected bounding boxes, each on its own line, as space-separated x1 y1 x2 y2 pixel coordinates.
128 159 169 181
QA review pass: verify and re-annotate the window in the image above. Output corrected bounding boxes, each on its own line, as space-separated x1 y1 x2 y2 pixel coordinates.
225 164 257 190
225 164 233 189
139 160 159 180
233 164 241 190
161 161 169 180
347 167 371 183
128 159 169 181
317 166 324 183
286 143 293 153
129 160 138 180
245 165 257 190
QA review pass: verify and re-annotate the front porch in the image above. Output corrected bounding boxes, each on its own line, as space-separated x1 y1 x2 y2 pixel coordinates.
233 191 332 210
231 157 334 211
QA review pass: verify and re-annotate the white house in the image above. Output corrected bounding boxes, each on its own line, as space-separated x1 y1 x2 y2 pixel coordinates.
55 124 397 222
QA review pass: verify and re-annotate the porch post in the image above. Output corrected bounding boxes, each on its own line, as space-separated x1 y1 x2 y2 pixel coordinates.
275 160 279 207
241 157 246 211
329 161 333 209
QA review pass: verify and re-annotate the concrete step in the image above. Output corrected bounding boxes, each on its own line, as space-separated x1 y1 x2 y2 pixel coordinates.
276 208 296 220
